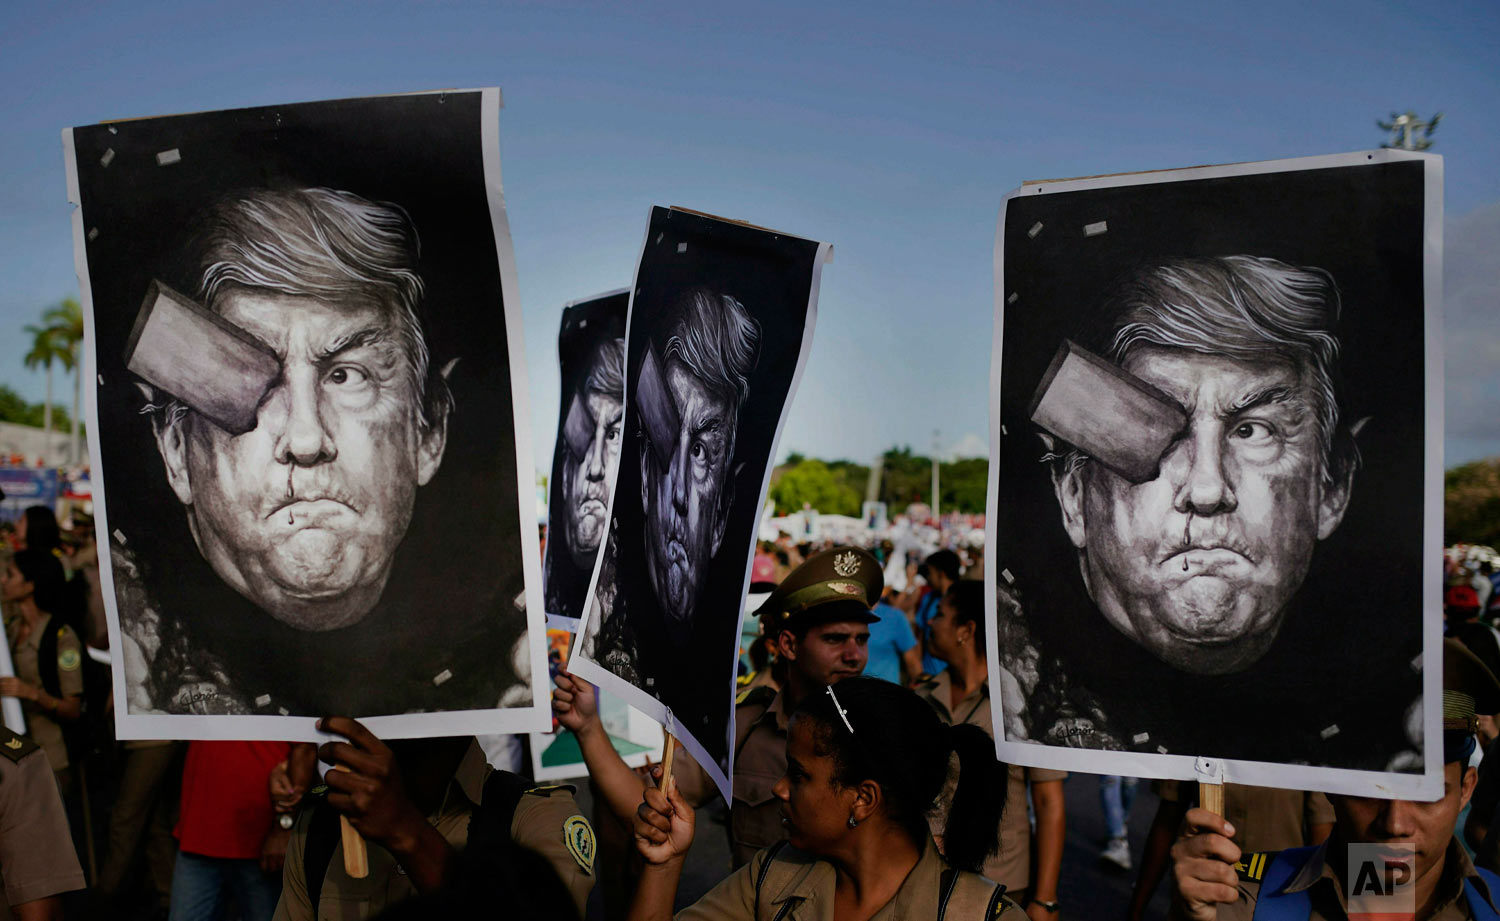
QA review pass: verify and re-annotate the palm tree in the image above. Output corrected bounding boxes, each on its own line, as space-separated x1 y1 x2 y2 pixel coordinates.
41 299 84 464
22 325 59 443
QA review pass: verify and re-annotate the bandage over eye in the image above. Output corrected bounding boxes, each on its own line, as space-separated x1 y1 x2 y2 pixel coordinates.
563 393 595 459
635 346 682 468
1028 339 1187 483
125 280 281 435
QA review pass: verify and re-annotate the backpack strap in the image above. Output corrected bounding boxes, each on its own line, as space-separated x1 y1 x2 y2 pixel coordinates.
936 868 1008 919
468 769 533 853
753 840 792 920
1466 867 1500 921
303 797 341 916
936 867 960 920
38 623 60 699
1249 846 1317 921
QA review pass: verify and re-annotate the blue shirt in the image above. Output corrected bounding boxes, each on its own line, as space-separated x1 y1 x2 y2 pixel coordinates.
914 591 946 676
864 602 918 683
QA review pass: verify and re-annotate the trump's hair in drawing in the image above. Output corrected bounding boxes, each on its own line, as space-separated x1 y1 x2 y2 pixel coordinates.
1052 255 1358 490
159 188 452 433
584 337 625 408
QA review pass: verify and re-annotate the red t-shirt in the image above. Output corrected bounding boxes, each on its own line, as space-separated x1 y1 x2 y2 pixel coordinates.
175 740 291 859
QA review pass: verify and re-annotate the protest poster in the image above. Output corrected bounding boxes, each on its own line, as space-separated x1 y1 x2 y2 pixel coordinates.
986 151 1443 799
64 89 551 741
543 290 629 631
529 628 664 781
569 207 831 802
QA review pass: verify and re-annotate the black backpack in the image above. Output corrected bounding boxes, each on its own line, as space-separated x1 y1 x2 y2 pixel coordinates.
36 622 95 761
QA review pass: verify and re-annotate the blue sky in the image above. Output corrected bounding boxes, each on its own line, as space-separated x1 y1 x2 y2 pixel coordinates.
2 0 1497 472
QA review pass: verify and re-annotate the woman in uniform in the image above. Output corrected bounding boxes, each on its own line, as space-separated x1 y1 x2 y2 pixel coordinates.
919 581 1067 916
1 548 85 787
628 676 1018 920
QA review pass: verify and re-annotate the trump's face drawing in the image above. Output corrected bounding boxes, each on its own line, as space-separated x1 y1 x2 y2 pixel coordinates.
640 356 735 628
564 386 623 569
1054 345 1353 675
155 289 447 631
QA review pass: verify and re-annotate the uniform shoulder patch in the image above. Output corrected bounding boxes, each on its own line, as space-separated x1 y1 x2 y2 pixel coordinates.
1235 851 1275 882
0 728 39 763
562 814 595 875
736 685 776 708
58 645 81 672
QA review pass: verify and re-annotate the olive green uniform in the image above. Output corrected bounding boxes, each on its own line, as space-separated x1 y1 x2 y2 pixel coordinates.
273 741 594 920
1203 837 1498 920
8 612 83 772
674 685 791 869
676 838 1017 920
0 727 85 916
915 670 1066 892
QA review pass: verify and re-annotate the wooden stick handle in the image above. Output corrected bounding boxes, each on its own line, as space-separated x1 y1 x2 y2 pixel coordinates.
340 816 369 878
331 765 370 879
660 732 677 790
1199 780 1225 818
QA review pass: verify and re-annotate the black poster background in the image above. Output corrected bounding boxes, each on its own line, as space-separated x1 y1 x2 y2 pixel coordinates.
995 161 1426 769
71 92 529 719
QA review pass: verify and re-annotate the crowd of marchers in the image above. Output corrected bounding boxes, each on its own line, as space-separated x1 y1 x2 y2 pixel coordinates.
7 511 1500 921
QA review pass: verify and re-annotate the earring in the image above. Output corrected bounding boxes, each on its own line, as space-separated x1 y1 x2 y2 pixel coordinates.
847 815 858 828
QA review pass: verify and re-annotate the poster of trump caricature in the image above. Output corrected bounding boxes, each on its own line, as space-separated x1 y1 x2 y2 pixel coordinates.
987 150 1443 800
65 89 551 740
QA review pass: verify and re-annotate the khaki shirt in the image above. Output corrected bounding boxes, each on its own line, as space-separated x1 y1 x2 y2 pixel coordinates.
9 613 83 772
916 671 1066 890
0 727 85 917
273 742 594 920
1153 780 1335 854
677 838 1018 920
1203 836 1498 920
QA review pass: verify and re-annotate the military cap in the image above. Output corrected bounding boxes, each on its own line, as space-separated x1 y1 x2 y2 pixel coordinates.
755 546 883 631
1442 637 1500 762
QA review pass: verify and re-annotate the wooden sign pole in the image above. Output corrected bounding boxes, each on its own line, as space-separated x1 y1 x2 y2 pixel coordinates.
660 732 677 790
332 765 370 878
1199 781 1225 818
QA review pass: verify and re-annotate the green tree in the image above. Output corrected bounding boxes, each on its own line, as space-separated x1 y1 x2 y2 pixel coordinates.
1446 458 1500 547
940 457 990 514
770 459 861 516
39 298 84 463
22 323 69 434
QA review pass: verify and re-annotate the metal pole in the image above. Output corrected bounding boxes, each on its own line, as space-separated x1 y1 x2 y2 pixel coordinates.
931 430 940 528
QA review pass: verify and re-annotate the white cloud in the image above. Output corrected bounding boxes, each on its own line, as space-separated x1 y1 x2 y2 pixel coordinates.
944 431 988 460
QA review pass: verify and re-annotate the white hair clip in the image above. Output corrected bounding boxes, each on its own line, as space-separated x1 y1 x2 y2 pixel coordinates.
826 685 855 735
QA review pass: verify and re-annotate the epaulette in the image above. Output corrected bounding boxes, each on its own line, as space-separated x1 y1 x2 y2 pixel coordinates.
1235 851 1275 882
524 783 576 797
736 685 777 708
0 727 40 764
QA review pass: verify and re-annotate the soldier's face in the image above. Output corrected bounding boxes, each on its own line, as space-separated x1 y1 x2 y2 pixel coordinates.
155 291 446 631
778 618 870 689
563 389 622 569
776 717 862 853
1332 761 1474 876
640 358 733 626
1053 346 1350 675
